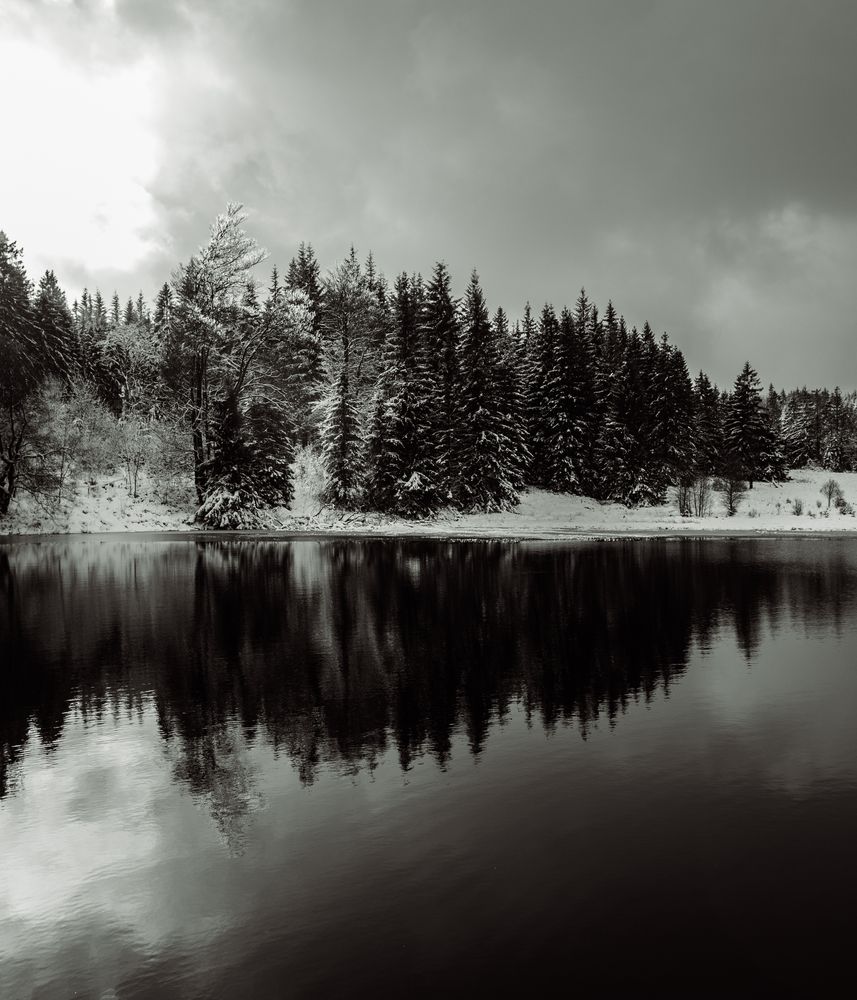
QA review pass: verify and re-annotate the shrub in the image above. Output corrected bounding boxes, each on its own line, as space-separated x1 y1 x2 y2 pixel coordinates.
715 474 746 516
793 498 804 515
690 476 713 517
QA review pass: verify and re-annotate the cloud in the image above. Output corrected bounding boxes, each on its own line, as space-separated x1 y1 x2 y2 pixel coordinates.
2 0 857 388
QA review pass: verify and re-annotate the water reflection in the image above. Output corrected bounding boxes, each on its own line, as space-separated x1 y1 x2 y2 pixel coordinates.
3 537 856 810
2 537 857 997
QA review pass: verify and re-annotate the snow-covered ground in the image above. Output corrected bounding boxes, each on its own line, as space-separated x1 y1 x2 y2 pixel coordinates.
2 468 857 538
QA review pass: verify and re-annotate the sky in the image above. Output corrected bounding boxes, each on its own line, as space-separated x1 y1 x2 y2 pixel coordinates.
1 0 856 390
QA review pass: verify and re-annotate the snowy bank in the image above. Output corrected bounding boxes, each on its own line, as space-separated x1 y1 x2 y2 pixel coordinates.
3 469 857 539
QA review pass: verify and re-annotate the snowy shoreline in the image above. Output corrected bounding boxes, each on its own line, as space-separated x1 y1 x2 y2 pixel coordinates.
3 469 857 541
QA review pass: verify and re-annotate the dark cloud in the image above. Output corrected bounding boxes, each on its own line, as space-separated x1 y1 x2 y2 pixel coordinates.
7 0 857 388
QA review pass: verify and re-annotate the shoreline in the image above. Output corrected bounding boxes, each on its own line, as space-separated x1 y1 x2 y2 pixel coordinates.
4 524 857 544
4 472 857 543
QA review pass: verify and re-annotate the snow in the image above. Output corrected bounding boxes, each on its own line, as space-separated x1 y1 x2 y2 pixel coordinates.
3 469 857 539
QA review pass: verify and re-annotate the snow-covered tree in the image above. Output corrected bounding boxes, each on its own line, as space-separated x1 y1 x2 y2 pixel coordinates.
160 203 267 502
724 362 782 488
364 273 439 515
455 271 521 511
420 261 460 501
318 253 373 506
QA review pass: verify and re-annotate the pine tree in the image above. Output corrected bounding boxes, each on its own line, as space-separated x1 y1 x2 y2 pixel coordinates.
364 273 439 515
572 289 599 493
455 271 520 511
493 307 530 492
650 335 695 492
33 270 78 381
541 307 583 493
152 283 174 344
724 362 770 488
525 303 558 486
319 254 372 506
693 371 723 475
246 400 294 507
822 388 855 472
420 262 460 502
779 395 810 469
196 387 259 528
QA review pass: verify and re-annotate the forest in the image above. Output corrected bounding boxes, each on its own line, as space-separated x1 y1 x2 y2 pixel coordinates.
2 204 856 528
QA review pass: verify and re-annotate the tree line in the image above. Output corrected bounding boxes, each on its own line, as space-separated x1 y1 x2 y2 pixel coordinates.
2 206 856 524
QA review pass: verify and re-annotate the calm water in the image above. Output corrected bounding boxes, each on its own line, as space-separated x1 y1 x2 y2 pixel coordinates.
2 536 857 998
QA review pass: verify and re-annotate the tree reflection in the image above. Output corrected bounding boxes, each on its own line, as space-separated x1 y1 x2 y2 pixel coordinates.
2 536 856 826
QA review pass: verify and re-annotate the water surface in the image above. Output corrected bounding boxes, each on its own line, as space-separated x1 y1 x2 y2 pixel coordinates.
2 537 857 997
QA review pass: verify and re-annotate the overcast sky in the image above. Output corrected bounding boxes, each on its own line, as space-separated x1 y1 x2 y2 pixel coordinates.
2 0 856 389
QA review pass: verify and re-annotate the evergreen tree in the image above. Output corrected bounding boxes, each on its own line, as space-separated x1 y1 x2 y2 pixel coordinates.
420 262 460 501
493 307 530 492
246 400 294 507
693 371 723 475
319 254 372 506
779 395 810 468
33 270 78 380
455 271 520 511
196 386 259 528
822 388 855 472
152 283 174 343
541 307 584 493
364 273 438 515
650 335 695 492
724 362 771 488
525 303 558 486
0 232 41 514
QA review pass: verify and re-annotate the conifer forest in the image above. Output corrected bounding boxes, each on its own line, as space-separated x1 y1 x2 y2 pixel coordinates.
2 205 855 528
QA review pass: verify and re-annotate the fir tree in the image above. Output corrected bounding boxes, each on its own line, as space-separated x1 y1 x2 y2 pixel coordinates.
364 273 439 515
196 386 259 528
420 262 460 501
33 270 78 381
525 303 558 486
455 271 520 511
693 371 723 475
724 362 771 488
541 307 583 493
319 254 372 506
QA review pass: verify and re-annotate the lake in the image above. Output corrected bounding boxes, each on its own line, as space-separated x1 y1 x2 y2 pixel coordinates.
2 536 857 997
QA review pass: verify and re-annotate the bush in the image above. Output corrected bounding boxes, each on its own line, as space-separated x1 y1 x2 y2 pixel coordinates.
793 498 803 515
674 482 692 516
690 476 713 516
833 494 852 514
715 474 746 516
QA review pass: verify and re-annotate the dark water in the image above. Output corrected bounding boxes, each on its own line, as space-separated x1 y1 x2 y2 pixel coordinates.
2 537 857 998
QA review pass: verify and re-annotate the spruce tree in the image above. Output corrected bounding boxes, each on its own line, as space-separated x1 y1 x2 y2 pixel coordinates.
693 371 723 475
724 362 769 488
525 303 559 486
319 254 372 506
541 307 583 493
420 262 460 502
364 272 439 515
455 271 520 511
33 270 78 381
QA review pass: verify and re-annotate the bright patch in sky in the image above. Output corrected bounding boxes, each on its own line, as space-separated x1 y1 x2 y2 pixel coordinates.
0 35 160 278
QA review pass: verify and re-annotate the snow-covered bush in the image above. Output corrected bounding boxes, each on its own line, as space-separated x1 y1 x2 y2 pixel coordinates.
291 444 327 514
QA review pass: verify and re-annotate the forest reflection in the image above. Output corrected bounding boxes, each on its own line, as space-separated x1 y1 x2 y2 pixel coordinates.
2 537 856 818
